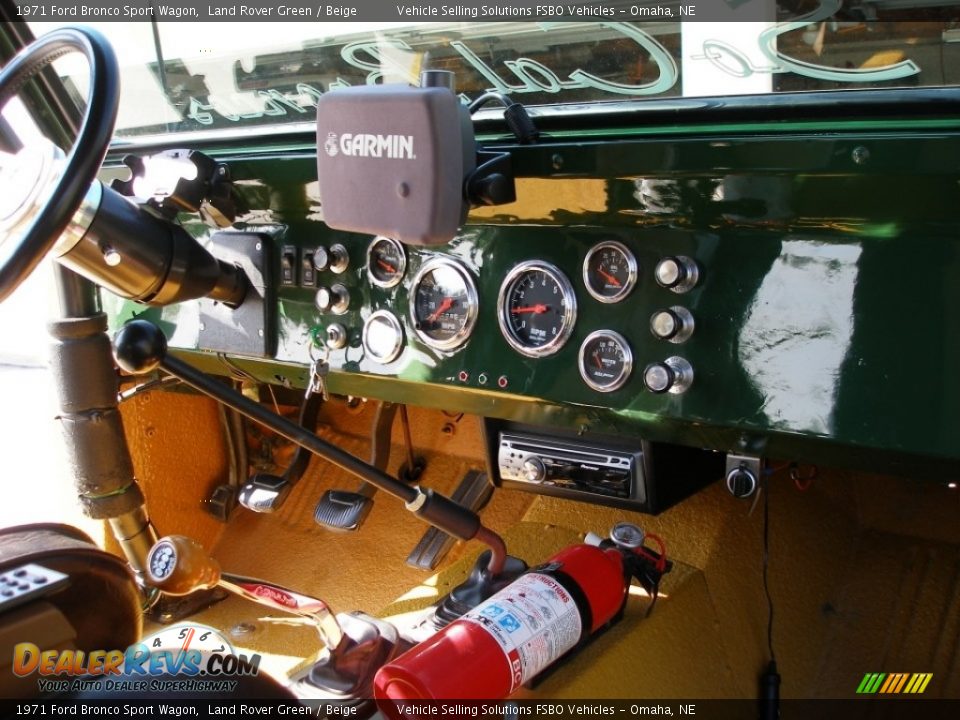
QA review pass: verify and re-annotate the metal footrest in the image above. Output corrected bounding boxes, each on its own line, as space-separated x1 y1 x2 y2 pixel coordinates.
314 489 375 531
406 470 493 570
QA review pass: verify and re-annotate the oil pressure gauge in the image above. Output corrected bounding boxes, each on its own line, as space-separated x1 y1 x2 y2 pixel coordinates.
578 330 633 392
366 236 406 288
583 241 637 303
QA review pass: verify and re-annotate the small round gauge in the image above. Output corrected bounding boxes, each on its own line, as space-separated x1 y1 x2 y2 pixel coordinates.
498 261 577 357
578 330 633 392
366 236 406 288
583 241 637 303
410 258 478 351
362 310 404 364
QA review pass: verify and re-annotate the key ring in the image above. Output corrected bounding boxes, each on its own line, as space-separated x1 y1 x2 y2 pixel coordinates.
308 339 329 365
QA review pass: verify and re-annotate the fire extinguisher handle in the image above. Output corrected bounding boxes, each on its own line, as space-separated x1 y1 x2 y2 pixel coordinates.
620 544 672 599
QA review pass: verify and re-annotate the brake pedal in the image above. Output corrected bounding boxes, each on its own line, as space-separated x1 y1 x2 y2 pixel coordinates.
406 470 493 570
314 488 374 531
314 401 414 532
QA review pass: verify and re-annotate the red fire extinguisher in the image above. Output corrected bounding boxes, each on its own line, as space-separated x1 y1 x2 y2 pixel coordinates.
374 523 669 711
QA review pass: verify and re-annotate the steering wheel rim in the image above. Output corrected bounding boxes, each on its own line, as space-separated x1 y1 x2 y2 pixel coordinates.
0 26 119 303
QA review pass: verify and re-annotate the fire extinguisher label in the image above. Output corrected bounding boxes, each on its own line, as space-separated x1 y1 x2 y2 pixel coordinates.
461 572 583 692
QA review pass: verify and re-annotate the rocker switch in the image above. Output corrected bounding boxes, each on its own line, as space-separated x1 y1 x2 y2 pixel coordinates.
280 246 298 286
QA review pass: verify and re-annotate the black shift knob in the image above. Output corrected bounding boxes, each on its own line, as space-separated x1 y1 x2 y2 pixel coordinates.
113 319 167 374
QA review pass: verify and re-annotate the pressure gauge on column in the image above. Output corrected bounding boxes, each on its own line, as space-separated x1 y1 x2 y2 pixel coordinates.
578 331 633 392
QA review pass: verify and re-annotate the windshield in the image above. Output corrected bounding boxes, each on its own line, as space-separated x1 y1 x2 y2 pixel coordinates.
27 4 960 139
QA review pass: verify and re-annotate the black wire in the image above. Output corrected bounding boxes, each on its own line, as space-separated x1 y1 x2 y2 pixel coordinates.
763 475 777 665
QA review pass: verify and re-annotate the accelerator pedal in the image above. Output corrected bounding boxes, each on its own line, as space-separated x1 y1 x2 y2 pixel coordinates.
406 470 493 570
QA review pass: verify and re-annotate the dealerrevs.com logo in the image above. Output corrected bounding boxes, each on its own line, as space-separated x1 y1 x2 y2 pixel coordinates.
324 132 416 159
11 624 261 694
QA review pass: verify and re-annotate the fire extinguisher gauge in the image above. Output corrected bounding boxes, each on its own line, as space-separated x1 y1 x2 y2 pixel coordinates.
610 522 646 549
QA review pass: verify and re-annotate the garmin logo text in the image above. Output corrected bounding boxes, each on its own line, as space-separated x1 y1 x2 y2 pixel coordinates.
330 133 416 159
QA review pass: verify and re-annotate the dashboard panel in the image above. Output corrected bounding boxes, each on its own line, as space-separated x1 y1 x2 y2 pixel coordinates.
104 126 960 480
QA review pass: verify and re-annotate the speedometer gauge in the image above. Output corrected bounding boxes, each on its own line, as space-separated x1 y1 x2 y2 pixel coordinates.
498 261 577 357
410 258 478 351
578 331 633 392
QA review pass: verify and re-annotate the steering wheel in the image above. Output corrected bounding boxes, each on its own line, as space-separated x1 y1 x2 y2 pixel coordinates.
0 27 119 303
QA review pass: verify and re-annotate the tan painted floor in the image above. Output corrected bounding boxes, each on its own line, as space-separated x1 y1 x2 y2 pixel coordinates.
121 392 960 699
7 379 958 700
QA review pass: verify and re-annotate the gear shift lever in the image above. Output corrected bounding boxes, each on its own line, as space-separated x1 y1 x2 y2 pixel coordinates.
146 535 344 652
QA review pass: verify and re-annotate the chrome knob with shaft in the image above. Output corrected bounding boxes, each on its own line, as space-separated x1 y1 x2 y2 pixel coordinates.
643 356 694 395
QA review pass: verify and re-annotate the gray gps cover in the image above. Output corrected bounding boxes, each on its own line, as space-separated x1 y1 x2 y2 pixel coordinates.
316 85 475 246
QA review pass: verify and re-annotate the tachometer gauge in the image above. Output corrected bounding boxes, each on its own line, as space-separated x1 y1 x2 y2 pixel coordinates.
578 330 633 392
410 258 478 351
366 236 406 288
583 241 637 303
498 261 577 357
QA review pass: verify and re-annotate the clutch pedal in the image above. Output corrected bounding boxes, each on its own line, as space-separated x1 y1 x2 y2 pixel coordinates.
238 393 322 513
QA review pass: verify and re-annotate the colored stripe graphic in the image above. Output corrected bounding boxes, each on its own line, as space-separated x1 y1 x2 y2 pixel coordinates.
892 673 909 693
879 674 896 694
858 672 933 694
856 673 886 694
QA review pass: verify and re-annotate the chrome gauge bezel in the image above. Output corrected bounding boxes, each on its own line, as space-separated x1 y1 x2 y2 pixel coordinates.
362 309 404 365
578 330 633 393
498 260 577 358
408 257 479 352
582 240 638 304
365 236 407 289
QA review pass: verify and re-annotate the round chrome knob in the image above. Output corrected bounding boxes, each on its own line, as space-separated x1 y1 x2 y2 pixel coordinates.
643 356 694 395
312 246 330 272
655 256 699 294
316 284 350 315
329 243 349 274
650 306 694 343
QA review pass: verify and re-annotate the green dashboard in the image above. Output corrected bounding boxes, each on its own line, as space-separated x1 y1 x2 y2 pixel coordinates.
106 111 960 481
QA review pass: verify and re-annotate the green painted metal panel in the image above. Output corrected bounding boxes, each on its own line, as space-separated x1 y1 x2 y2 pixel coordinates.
105 123 960 477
